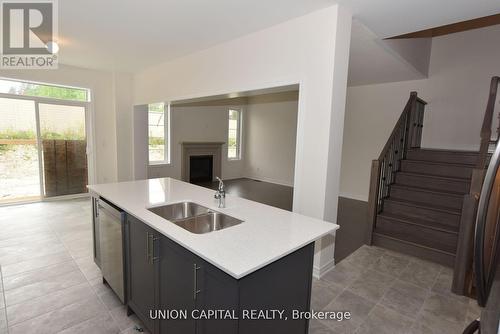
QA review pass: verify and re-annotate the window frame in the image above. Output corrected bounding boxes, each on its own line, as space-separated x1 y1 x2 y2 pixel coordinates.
148 102 171 166
227 108 242 161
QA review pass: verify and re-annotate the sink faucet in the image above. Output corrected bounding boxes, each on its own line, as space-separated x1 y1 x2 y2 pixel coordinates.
214 177 225 208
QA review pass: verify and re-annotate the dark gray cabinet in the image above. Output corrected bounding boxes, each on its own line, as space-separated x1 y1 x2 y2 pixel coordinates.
91 196 101 268
158 236 239 334
126 216 314 334
126 215 159 332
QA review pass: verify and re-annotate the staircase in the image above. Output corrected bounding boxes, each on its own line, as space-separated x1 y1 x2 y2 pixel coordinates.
367 78 499 274
372 148 476 266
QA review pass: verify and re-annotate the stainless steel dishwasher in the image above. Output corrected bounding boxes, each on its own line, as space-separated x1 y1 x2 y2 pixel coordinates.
98 198 126 303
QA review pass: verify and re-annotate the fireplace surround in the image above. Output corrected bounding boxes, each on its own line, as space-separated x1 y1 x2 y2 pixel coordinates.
181 142 224 183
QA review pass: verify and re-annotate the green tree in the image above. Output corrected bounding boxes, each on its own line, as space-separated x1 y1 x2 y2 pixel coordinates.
22 84 87 101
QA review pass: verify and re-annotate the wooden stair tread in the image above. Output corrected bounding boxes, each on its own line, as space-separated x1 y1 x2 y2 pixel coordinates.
372 233 456 257
396 171 471 182
408 148 479 155
402 159 475 168
384 198 461 215
377 212 459 234
390 184 465 197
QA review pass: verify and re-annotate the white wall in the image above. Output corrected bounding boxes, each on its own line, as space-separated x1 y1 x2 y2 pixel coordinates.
114 72 135 182
148 99 246 180
0 64 131 184
245 91 298 186
340 25 500 201
134 5 352 274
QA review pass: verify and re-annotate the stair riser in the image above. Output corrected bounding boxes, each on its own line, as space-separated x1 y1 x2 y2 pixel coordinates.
384 201 460 227
372 233 454 267
375 217 457 253
406 150 478 165
400 160 472 179
395 174 470 193
390 188 463 210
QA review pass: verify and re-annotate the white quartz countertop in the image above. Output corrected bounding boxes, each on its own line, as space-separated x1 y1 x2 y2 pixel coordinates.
88 178 338 279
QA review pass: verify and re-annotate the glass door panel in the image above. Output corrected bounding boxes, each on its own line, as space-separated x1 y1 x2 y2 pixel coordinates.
0 97 40 203
38 103 88 197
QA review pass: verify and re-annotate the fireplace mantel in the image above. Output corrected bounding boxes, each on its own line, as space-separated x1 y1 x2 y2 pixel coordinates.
181 142 224 182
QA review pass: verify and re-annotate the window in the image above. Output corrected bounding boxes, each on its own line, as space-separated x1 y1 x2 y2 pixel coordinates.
0 78 90 102
228 109 241 160
148 102 170 164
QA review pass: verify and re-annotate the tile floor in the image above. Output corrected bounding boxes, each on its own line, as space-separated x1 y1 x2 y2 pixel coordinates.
0 198 146 334
310 245 481 334
0 198 481 334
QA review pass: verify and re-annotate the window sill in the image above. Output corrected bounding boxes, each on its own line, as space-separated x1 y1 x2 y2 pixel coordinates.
149 162 171 167
227 158 242 162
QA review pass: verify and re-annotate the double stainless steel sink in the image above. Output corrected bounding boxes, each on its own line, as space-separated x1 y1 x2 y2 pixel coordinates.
147 202 243 234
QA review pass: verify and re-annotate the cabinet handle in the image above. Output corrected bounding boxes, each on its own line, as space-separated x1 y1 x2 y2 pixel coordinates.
151 236 159 263
146 232 151 263
193 264 201 300
95 198 99 217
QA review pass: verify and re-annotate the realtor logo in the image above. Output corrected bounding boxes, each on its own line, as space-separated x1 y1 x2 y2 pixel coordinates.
0 0 58 69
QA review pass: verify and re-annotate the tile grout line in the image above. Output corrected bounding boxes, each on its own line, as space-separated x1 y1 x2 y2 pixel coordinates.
4 200 110 333
0 265 10 334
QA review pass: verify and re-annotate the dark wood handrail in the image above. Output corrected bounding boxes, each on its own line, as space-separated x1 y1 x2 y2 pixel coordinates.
453 76 500 296
367 92 427 244
377 93 416 160
476 76 500 171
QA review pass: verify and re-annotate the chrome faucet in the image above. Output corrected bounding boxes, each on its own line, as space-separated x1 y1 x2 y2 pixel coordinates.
214 176 225 208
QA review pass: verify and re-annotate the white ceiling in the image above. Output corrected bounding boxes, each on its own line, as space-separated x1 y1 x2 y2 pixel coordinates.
57 0 335 72
337 0 500 38
56 0 500 73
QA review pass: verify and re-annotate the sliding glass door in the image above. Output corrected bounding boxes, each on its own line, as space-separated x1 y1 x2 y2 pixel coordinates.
38 103 88 198
0 97 89 204
0 97 40 203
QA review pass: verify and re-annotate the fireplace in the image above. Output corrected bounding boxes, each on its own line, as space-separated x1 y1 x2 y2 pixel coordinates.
189 155 213 184
181 142 224 183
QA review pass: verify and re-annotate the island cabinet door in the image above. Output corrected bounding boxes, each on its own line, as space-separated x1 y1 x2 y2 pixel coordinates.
194 260 239 334
126 215 159 333
158 236 196 334
158 236 239 334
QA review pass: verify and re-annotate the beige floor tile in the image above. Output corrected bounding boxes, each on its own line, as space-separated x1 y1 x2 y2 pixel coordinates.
75 256 102 280
345 245 385 270
5 269 86 306
57 313 120 334
2 260 78 291
431 267 472 303
99 289 124 310
355 305 414 334
7 282 94 325
416 292 468 333
8 295 107 334
347 269 395 303
109 305 143 331
89 276 113 296
0 308 7 332
399 258 442 289
379 280 428 318
0 242 66 266
322 260 365 288
370 252 410 277
321 290 375 333
311 279 344 310
2 250 72 277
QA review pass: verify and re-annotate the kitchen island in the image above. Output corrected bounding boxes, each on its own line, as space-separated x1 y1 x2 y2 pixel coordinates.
89 177 338 334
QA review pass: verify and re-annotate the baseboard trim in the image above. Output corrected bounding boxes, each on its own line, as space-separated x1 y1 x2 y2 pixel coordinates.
244 175 294 187
313 257 336 279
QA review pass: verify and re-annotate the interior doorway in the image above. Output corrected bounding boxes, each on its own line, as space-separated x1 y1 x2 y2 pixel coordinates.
0 78 91 204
